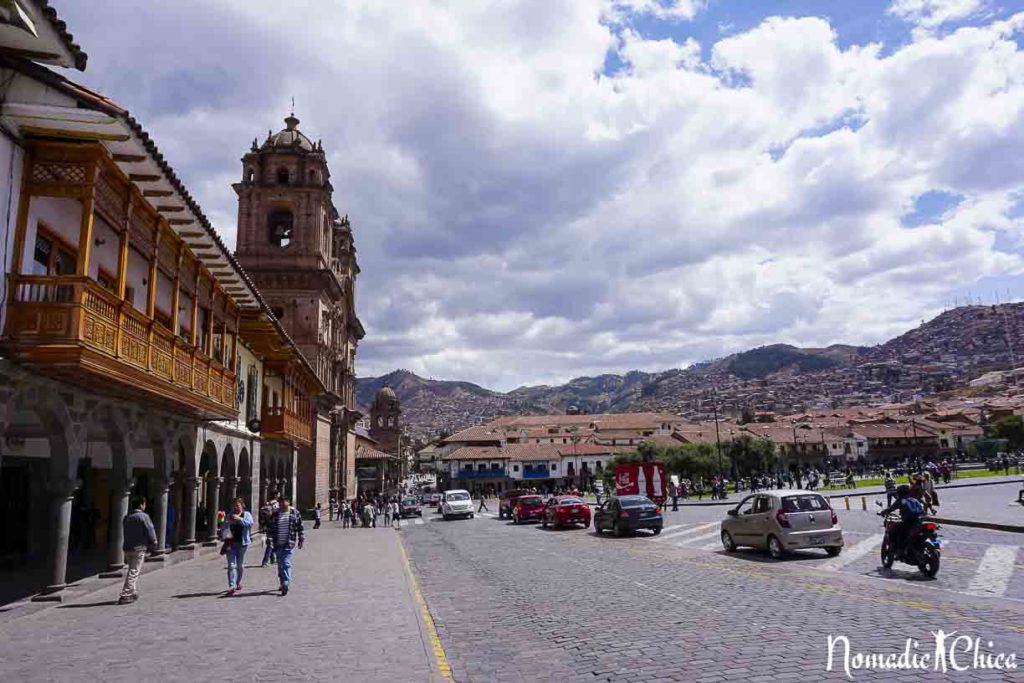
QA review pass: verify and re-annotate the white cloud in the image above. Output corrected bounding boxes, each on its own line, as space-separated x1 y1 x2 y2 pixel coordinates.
606 0 707 22
57 3 1024 390
889 0 985 30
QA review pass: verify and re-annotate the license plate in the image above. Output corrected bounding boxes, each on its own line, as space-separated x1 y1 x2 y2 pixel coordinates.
810 535 827 545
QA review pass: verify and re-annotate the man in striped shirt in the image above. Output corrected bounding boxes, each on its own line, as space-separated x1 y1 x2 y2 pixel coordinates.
267 496 304 595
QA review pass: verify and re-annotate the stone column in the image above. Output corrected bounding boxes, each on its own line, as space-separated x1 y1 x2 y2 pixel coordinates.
33 476 79 601
181 477 200 549
225 476 238 505
204 476 222 545
259 477 269 509
100 479 132 576
149 477 170 561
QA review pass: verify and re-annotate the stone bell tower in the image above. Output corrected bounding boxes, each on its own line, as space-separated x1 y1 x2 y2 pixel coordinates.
233 113 364 503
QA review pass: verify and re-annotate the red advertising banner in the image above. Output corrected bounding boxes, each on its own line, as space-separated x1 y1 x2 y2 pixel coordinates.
614 462 666 503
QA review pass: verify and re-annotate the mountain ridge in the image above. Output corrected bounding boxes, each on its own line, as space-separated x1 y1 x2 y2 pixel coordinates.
356 303 1024 437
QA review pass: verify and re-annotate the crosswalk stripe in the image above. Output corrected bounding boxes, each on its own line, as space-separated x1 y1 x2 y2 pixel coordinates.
699 539 723 551
414 518 424 525
660 524 687 533
672 530 723 548
967 545 1018 597
655 522 719 542
821 533 884 571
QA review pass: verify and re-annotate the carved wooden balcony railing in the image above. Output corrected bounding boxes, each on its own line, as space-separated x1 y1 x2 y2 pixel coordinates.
4 274 236 419
261 404 313 446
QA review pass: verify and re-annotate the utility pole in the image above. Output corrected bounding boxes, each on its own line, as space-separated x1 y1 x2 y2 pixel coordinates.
712 388 723 477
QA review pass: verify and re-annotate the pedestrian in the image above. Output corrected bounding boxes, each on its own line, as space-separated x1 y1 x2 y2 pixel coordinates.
477 493 489 512
259 498 278 567
118 495 157 605
267 496 304 596
383 500 392 527
313 503 322 530
363 500 374 528
392 500 401 528
372 500 380 528
669 482 679 511
884 472 896 507
342 502 351 528
222 497 254 595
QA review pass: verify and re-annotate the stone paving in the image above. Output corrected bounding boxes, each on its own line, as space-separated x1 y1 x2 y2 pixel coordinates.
0 526 443 683
402 507 1024 682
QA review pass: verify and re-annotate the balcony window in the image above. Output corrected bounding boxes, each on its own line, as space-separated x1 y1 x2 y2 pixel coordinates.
154 308 172 331
197 306 210 351
97 268 117 294
513 465 519 472
31 228 76 276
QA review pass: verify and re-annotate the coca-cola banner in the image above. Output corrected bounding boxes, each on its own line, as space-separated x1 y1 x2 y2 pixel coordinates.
614 462 666 502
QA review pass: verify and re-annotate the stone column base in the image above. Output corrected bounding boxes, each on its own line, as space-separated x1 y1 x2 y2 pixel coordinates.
98 567 124 578
144 554 166 563
31 586 66 602
202 539 219 547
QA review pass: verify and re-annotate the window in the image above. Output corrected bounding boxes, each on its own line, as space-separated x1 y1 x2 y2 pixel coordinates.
197 306 211 350
268 209 294 247
551 463 557 471
752 496 771 514
737 496 757 515
271 306 285 321
31 228 77 276
97 268 117 293
276 167 290 185
246 168 254 182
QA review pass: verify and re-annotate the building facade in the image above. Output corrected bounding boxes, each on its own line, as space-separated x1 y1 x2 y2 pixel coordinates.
233 114 364 507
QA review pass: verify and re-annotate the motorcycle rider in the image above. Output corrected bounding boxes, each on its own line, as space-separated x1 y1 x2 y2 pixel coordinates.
878 484 924 559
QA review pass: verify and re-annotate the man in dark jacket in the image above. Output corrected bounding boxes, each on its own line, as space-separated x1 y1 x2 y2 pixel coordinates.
267 496 304 595
119 496 157 604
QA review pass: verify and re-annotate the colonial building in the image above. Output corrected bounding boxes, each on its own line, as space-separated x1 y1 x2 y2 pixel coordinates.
0 1 324 602
233 113 364 507
369 385 401 455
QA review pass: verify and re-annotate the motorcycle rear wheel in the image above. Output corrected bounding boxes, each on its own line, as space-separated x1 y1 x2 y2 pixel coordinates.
918 545 940 578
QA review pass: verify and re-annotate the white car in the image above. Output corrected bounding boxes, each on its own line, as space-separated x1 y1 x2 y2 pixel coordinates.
441 489 475 520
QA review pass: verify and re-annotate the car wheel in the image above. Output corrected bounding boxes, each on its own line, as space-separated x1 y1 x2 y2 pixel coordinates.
469 513 474 519
582 520 590 529
542 517 548 528
825 546 842 557
614 522 626 538
721 530 736 552
442 513 450 521
767 535 785 560
651 527 661 536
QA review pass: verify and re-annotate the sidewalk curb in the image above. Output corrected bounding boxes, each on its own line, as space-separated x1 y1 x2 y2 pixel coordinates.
930 517 1024 534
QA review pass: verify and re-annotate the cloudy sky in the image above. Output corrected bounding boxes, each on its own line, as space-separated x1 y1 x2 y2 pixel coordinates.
61 0 1024 391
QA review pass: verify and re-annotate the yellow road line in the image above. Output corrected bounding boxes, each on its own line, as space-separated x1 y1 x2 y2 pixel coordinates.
399 538 453 682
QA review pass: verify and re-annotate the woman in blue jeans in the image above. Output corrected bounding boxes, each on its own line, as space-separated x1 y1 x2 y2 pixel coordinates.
224 498 254 595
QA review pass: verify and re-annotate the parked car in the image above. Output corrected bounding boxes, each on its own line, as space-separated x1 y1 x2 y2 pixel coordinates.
511 495 545 524
542 496 591 529
422 492 441 506
400 497 422 518
594 495 663 536
441 489 474 521
498 489 532 520
720 490 844 559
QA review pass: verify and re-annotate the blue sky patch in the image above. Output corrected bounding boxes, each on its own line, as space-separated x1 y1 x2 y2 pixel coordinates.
901 190 965 228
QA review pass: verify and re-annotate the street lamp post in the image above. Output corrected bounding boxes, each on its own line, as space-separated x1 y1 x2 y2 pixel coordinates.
712 388 723 476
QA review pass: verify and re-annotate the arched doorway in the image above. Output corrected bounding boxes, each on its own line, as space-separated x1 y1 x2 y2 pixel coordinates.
238 448 252 511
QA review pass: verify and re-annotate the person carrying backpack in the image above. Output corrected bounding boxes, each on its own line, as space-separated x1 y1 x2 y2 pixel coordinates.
878 484 923 559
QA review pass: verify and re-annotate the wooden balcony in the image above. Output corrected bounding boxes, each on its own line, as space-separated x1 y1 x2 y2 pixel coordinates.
261 405 313 446
3 274 237 419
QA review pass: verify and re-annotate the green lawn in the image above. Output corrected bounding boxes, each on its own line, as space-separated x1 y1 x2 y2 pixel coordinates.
820 468 1020 491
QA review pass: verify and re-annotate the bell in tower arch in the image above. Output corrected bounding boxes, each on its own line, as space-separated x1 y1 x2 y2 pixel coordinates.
268 208 294 247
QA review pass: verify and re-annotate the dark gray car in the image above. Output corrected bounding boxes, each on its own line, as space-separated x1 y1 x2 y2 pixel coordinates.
594 495 663 536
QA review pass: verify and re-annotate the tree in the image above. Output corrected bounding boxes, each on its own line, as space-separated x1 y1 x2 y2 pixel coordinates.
990 416 1024 451
725 435 776 477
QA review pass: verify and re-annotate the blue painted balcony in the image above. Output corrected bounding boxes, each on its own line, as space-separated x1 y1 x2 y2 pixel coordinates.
522 468 551 479
456 468 507 479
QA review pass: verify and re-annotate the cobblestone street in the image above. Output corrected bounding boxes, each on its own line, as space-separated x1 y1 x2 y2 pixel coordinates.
402 506 1024 682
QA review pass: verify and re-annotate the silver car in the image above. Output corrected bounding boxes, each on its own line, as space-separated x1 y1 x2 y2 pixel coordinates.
720 489 844 559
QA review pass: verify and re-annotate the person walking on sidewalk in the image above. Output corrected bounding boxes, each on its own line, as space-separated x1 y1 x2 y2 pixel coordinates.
118 496 157 605
341 502 352 528
313 503 322 530
223 497 254 595
259 498 278 567
477 493 489 513
383 500 392 527
392 500 401 528
267 496 304 596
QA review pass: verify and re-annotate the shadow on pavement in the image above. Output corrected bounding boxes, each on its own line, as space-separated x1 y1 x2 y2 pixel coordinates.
868 568 937 582
172 591 225 599
58 599 119 609
224 590 279 598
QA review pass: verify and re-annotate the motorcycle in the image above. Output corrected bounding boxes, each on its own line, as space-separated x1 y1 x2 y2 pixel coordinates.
877 511 943 577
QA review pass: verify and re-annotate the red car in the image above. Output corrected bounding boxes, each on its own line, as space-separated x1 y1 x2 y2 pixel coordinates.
542 496 591 529
512 495 546 524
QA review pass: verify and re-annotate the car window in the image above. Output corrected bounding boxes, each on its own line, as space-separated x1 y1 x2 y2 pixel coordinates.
446 492 470 501
737 497 757 515
781 495 829 512
558 498 583 505
752 496 771 514
619 496 653 508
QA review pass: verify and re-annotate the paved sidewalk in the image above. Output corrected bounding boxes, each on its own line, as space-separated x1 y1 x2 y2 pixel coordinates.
0 526 444 683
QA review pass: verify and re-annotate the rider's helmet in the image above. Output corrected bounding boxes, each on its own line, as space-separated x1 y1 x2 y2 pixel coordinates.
896 484 911 498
